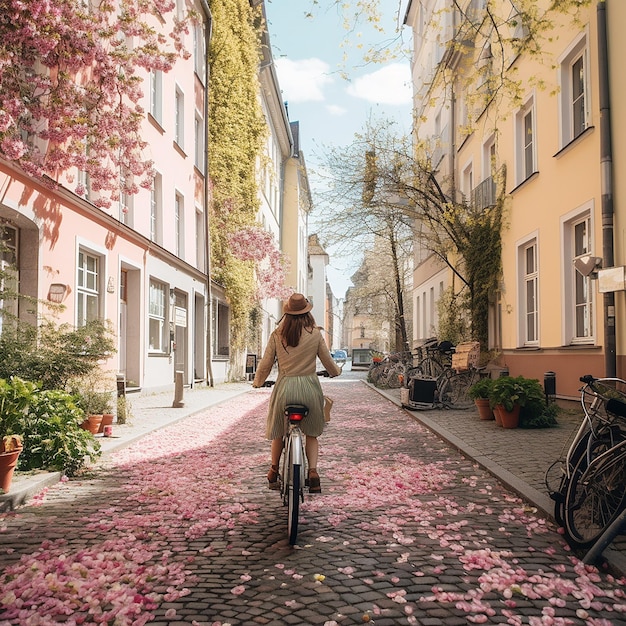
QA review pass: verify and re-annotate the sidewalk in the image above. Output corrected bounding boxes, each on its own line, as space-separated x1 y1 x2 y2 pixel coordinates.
0 381 251 513
2 376 625 576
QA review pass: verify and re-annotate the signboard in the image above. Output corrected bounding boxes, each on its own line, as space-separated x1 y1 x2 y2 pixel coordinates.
598 267 626 293
174 306 187 327
246 354 257 374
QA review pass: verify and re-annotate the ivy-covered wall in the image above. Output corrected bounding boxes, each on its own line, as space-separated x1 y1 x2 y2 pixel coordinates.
208 0 266 355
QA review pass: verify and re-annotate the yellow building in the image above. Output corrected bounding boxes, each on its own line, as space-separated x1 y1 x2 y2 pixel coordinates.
405 0 625 397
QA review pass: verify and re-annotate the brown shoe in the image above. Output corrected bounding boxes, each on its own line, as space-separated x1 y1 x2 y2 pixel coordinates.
267 465 280 490
307 469 321 494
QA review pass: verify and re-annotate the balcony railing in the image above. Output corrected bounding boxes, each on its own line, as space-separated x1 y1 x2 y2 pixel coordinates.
471 176 496 210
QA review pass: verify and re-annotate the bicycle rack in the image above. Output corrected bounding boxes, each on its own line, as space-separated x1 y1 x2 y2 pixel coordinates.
582 506 626 565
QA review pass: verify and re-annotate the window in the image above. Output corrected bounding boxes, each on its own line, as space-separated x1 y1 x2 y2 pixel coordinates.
119 174 134 227
149 279 168 353
522 241 538 344
175 87 184 149
195 205 205 270
515 97 536 184
194 111 205 171
482 134 496 179
0 226 18 334
175 193 184 258
194 22 206 82
461 161 473 203
559 35 589 146
77 249 101 326
573 217 593 340
150 70 163 125
562 208 594 344
150 173 162 244
212 298 230 356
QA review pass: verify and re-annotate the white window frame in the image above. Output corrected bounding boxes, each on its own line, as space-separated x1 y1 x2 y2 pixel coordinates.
515 95 536 185
194 21 206 83
148 278 168 353
175 86 184 149
559 32 590 148
212 297 230 357
76 246 104 327
194 110 205 171
482 133 496 180
461 159 473 204
517 235 539 346
175 192 184 259
0 225 19 335
150 172 162 244
150 70 163 125
561 204 595 345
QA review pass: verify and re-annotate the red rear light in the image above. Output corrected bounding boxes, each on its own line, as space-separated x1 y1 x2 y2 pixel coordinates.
285 405 308 422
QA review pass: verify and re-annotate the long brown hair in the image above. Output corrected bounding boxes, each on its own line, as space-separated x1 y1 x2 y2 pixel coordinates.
281 312 316 348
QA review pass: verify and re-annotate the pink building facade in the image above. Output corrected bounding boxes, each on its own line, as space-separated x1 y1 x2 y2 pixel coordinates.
0 1 232 394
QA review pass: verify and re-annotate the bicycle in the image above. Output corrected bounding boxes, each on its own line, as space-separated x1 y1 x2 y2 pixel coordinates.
280 403 308 545
404 341 482 410
545 375 626 549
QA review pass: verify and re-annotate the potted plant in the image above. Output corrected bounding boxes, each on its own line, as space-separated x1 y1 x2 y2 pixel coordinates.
468 377 495 420
0 377 33 493
489 376 526 428
489 375 554 428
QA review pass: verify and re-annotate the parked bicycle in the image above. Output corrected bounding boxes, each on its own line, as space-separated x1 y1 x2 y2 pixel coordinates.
404 341 483 410
545 375 626 550
368 351 416 389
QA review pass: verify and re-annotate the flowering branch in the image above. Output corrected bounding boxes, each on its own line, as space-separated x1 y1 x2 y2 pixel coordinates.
228 226 293 300
0 0 195 207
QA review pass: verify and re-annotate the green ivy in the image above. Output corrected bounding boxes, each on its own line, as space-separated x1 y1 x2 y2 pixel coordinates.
208 0 267 351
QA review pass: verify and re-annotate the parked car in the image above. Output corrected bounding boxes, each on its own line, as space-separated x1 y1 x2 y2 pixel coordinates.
331 350 348 365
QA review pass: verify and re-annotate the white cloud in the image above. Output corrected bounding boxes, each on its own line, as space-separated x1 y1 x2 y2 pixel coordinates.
326 104 347 116
274 57 334 103
346 63 413 105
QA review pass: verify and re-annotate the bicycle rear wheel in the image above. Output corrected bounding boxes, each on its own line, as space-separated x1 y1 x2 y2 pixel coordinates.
441 370 475 409
287 463 301 545
564 439 626 549
416 357 443 379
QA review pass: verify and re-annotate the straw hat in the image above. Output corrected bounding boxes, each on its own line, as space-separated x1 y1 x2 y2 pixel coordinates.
283 293 312 315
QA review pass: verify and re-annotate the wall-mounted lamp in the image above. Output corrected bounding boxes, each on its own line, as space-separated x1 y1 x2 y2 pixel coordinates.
574 255 603 279
47 283 71 303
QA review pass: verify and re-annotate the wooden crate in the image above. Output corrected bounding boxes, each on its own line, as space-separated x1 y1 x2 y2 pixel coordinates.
451 341 480 371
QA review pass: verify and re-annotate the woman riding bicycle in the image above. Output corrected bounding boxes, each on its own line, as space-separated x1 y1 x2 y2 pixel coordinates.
252 293 341 493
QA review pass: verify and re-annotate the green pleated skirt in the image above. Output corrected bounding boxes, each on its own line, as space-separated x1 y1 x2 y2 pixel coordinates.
266 374 326 440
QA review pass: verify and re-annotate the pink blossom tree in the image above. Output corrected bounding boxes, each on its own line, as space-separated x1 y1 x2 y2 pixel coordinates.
0 0 195 207
228 226 293 300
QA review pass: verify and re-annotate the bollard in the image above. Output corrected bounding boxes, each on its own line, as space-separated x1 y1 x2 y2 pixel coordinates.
172 370 185 408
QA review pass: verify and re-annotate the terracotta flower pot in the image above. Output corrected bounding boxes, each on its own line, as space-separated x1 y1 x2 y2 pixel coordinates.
81 414 103 435
0 448 22 493
493 404 503 426
98 413 115 434
495 403 521 429
474 398 494 420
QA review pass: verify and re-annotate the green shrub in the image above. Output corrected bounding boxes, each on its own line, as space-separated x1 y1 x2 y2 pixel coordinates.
489 375 558 428
468 376 495 400
0 377 101 476
0 319 116 390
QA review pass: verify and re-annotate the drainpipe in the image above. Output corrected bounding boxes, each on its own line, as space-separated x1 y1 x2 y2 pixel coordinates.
597 1 616 377
200 0 214 387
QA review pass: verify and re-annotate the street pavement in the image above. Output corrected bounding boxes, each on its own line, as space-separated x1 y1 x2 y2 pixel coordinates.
1 370 626 625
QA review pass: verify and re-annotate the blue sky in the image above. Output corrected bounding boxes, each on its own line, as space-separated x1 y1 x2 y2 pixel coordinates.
263 0 413 298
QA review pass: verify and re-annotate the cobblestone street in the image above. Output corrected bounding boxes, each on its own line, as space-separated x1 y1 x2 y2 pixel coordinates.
1 377 625 625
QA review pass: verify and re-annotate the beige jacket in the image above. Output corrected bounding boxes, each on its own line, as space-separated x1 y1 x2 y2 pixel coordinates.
253 326 341 386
